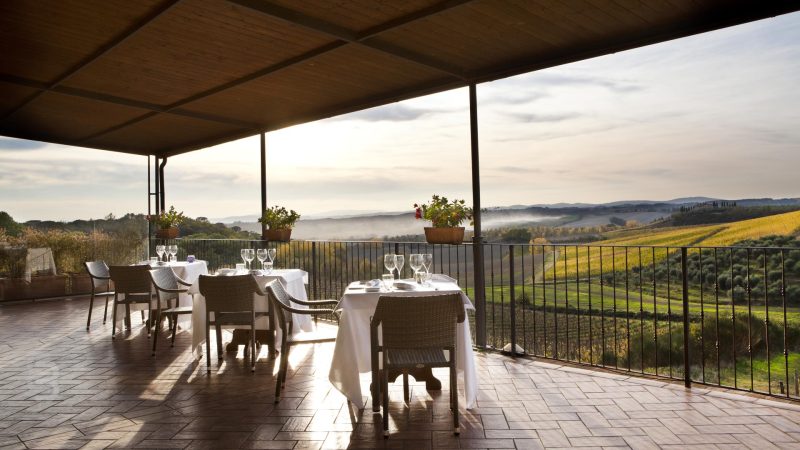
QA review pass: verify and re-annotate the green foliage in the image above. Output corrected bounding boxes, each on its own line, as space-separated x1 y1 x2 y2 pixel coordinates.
0 211 22 237
148 206 186 229
258 206 300 230
415 195 473 228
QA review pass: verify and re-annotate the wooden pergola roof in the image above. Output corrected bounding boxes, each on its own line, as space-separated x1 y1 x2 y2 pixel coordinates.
1 0 797 157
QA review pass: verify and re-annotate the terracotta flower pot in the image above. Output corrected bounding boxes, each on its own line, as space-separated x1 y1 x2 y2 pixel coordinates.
156 227 179 239
264 228 292 242
424 227 465 245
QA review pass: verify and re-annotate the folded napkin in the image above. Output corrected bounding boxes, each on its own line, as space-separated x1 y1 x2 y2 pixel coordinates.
363 279 381 288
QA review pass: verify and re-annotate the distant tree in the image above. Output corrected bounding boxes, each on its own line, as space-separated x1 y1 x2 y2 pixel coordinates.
0 211 23 237
196 217 209 223
104 213 116 220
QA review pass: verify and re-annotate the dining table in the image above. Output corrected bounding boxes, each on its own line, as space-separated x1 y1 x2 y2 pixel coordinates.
189 268 312 359
328 276 478 411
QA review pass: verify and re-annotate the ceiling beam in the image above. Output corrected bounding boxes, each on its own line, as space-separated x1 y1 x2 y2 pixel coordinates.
0 0 183 123
70 0 474 145
230 0 472 80
0 74 261 130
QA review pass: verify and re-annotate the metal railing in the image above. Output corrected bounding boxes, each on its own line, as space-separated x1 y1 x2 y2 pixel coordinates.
127 238 800 399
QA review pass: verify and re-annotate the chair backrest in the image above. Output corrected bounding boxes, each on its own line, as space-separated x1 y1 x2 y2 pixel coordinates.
199 275 259 313
108 265 152 294
148 267 183 300
84 261 110 290
373 294 464 350
264 280 295 330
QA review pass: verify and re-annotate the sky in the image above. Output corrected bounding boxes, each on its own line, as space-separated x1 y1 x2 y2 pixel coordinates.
1 13 799 222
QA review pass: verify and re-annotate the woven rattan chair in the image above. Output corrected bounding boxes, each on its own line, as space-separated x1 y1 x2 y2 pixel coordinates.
370 294 465 437
265 280 338 402
84 261 114 331
199 275 270 372
149 268 193 356
108 265 155 339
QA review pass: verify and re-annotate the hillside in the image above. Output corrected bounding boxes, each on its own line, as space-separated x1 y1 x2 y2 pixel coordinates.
549 210 800 279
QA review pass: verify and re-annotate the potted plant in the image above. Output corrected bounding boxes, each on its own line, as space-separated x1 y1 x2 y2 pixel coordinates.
149 206 185 239
258 206 300 242
414 195 473 244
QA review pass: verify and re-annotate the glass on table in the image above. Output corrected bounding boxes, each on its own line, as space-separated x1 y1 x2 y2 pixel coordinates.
256 249 267 271
168 245 178 262
383 254 396 276
381 274 394 292
409 254 423 283
156 245 165 262
240 249 248 268
267 248 276 268
394 254 405 280
244 248 255 270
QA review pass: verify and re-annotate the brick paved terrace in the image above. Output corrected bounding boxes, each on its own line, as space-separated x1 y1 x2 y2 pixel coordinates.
3 297 800 449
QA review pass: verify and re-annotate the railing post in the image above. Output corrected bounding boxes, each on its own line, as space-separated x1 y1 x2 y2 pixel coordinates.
509 245 516 356
681 247 691 388
311 241 318 300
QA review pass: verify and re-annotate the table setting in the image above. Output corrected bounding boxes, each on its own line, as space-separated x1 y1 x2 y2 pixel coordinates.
189 247 312 359
329 253 477 410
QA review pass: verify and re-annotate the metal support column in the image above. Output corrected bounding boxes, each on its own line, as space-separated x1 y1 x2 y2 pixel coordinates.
470 83 487 348
158 157 168 212
260 132 267 239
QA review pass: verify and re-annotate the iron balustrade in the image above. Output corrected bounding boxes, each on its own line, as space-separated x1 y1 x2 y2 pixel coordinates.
143 238 800 400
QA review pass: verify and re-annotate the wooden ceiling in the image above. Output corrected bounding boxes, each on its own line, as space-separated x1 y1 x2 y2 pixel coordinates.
0 0 797 157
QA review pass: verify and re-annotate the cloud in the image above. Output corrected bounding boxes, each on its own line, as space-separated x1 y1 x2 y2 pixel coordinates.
337 104 450 122
481 90 549 106
522 72 644 93
501 111 582 123
0 137 49 150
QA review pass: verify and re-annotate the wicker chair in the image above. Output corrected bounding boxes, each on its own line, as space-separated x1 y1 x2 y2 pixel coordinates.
370 294 465 437
84 261 114 331
108 265 155 339
149 268 193 356
198 275 270 372
264 280 338 402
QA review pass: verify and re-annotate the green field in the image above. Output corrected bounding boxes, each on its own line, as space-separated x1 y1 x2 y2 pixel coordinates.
546 210 800 279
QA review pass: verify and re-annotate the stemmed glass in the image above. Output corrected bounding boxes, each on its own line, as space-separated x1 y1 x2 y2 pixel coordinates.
422 253 433 285
383 254 396 277
267 248 278 272
240 249 248 269
155 245 165 263
394 254 405 280
256 249 268 272
244 249 255 270
168 245 178 262
409 254 423 283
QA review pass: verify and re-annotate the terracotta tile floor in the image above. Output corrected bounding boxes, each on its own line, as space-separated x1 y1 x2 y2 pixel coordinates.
3 297 800 449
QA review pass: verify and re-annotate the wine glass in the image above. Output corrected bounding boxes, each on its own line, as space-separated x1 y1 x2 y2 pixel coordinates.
422 253 433 275
257 249 268 272
244 249 255 270
409 254 423 282
168 245 178 262
423 253 434 286
267 248 276 272
383 254 396 276
394 254 405 280
155 245 165 263
240 249 248 268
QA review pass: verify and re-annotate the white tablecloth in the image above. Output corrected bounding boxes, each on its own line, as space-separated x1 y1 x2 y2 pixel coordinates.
190 269 311 359
114 260 209 325
328 279 477 410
